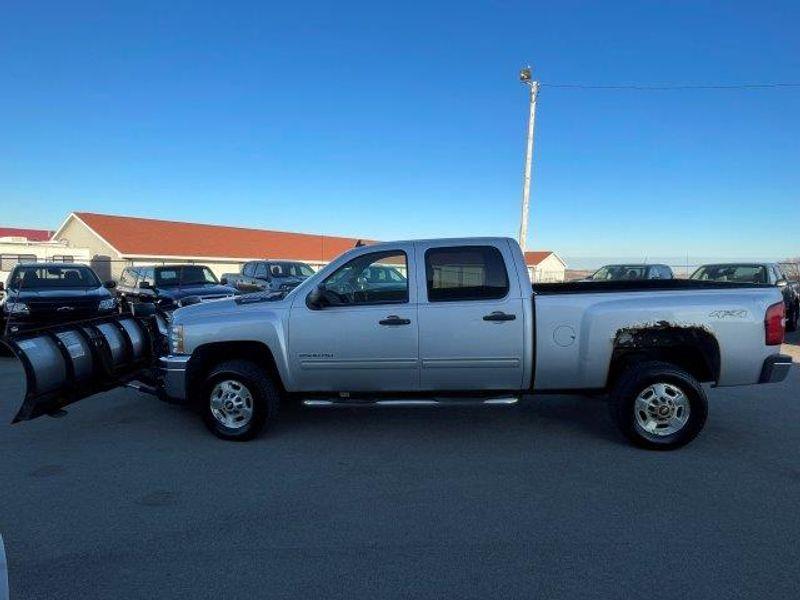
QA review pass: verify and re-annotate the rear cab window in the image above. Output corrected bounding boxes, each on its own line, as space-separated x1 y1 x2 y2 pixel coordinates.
424 246 510 302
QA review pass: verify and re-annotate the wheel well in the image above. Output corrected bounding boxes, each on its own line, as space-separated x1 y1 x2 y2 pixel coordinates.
186 341 285 400
608 324 720 387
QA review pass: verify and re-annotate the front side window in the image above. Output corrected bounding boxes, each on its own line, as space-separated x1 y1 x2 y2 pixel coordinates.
119 269 135 287
425 246 509 302
317 251 408 306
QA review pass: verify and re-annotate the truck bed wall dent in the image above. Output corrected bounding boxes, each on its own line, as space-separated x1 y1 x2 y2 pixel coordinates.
533 288 781 390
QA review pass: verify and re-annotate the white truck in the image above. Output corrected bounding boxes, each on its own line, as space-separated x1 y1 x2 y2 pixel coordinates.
4 238 792 450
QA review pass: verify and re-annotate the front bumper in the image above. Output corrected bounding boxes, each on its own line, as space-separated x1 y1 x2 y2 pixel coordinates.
759 354 793 384
159 355 190 400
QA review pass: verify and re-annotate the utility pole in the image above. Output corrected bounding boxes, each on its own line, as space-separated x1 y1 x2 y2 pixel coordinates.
518 66 540 252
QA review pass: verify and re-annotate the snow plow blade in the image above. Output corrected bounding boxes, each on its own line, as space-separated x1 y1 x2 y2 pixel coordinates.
2 312 168 423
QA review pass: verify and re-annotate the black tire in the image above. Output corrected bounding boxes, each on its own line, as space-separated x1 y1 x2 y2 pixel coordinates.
608 360 708 450
787 303 799 333
201 360 280 441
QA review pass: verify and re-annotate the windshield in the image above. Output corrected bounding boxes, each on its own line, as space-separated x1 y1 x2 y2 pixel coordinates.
590 265 648 281
690 264 767 284
9 265 100 289
155 266 219 287
267 262 314 278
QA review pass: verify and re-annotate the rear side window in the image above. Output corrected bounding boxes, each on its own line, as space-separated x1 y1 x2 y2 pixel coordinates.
425 246 509 302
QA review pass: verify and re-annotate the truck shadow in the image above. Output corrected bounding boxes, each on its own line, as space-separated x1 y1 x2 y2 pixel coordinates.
275 394 624 446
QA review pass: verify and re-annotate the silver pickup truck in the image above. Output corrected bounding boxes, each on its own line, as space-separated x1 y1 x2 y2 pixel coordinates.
4 238 793 450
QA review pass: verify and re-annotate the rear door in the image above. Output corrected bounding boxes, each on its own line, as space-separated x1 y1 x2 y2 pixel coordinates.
415 241 526 391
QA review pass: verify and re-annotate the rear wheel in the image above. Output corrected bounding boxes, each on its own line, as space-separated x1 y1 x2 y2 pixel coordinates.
202 360 279 441
609 361 708 450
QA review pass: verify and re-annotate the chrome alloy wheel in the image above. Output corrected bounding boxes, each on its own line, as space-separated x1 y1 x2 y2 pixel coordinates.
209 380 254 429
634 382 691 436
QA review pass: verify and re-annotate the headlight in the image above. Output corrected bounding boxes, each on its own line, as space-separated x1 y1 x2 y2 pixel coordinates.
98 298 117 311
170 325 185 354
5 302 29 315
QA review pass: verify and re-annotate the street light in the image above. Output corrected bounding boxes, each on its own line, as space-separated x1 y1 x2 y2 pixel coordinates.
518 65 539 252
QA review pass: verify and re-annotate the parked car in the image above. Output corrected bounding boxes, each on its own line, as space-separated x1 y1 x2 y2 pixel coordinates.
585 264 674 281
222 260 314 294
5 238 791 451
690 263 799 331
0 263 117 333
116 265 239 313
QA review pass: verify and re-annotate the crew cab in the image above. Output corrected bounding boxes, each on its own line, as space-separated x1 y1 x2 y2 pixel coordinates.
3 238 792 450
116 265 239 313
586 264 674 281
691 263 799 332
222 260 314 294
0 263 117 333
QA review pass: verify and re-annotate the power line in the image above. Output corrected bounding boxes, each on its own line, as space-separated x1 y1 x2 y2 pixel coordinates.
541 82 800 90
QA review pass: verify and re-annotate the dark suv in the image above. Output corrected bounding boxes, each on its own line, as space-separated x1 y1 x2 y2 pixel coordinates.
116 265 239 313
1 263 117 333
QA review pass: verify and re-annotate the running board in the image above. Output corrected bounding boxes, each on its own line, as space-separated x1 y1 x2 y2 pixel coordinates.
303 397 519 408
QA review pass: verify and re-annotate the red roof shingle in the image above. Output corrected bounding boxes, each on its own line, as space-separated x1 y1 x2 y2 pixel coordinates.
72 212 367 262
0 227 53 241
524 251 555 266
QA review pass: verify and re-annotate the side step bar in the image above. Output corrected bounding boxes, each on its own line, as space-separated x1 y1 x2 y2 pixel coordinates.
303 397 519 408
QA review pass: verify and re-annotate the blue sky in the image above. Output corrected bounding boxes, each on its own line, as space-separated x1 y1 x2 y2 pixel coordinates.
1 1 798 267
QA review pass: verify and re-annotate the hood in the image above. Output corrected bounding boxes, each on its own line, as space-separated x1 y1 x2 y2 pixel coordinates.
157 283 238 299
172 291 292 324
4 286 111 301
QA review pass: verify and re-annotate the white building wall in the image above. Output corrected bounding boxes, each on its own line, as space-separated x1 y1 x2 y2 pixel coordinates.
528 254 566 283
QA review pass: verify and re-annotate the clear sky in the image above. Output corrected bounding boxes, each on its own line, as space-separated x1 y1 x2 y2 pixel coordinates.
1 1 798 267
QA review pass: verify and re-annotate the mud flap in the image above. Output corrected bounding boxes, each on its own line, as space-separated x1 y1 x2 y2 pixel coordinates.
1 312 168 423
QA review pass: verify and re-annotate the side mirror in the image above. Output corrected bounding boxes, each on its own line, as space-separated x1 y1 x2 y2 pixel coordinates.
0 282 4 292
220 277 228 285
306 284 325 310
104 280 117 289
777 279 788 288
139 281 152 290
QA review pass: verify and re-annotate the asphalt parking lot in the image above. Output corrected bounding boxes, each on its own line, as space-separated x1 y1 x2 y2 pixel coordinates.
0 354 798 600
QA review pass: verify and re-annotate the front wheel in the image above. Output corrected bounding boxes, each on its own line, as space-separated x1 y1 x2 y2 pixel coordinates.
608 361 708 450
202 360 280 441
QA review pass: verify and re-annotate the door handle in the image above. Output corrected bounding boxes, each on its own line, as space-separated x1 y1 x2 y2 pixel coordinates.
483 311 516 322
379 315 411 326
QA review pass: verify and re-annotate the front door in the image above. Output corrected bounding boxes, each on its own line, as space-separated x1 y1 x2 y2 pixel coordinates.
415 242 526 391
288 246 419 392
